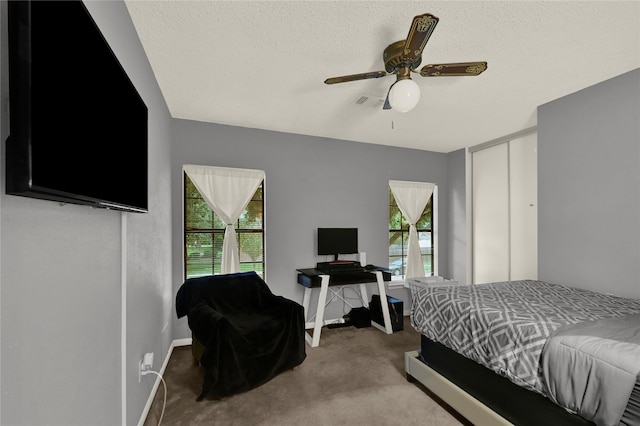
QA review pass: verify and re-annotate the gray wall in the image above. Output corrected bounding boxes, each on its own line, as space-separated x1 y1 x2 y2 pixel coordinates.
0 1 173 425
538 68 640 298
446 148 468 285
171 119 465 339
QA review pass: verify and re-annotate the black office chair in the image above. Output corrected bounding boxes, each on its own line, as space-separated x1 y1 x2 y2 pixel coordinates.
176 271 306 400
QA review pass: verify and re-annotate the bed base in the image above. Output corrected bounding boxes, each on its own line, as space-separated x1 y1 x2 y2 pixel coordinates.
404 350 512 426
407 335 596 426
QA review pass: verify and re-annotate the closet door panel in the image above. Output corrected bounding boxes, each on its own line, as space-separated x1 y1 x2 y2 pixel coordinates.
509 134 538 280
472 143 509 284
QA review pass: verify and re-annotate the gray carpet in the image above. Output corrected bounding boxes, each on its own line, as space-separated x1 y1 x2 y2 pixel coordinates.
143 317 471 425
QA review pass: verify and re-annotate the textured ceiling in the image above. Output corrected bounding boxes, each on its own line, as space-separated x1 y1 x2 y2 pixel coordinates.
124 1 640 153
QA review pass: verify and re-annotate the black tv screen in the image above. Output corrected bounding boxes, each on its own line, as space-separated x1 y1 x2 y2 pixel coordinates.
317 228 358 261
5 0 148 213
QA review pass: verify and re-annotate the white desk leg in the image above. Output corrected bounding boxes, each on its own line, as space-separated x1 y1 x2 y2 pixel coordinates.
302 287 312 320
375 271 393 334
307 274 330 347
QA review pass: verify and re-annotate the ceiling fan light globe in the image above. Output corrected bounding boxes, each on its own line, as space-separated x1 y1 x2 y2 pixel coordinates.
388 79 420 113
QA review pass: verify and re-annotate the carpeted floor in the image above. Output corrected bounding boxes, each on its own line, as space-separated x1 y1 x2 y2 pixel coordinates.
143 317 471 425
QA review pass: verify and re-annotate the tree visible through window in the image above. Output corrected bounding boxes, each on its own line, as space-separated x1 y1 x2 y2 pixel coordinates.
388 188 433 280
184 174 264 279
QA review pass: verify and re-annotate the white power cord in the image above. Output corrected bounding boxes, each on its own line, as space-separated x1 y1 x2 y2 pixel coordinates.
141 370 167 426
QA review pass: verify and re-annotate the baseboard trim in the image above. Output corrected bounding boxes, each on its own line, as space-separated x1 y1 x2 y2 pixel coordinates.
137 338 193 426
173 337 192 347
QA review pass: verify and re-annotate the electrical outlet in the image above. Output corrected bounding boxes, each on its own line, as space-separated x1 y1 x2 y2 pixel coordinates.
138 352 154 383
138 357 144 383
143 352 154 370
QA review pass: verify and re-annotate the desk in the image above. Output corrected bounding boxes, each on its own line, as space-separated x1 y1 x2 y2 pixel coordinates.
296 267 393 347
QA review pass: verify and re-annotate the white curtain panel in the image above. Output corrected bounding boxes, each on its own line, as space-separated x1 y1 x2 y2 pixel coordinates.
183 164 265 274
389 180 435 279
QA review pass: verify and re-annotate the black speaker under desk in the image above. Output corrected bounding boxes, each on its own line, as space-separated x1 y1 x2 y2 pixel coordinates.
370 294 403 331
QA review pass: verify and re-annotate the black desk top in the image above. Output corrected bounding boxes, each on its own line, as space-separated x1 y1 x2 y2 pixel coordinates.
296 266 391 288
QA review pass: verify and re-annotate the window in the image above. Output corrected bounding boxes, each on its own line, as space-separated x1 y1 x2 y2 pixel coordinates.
184 174 264 279
388 186 434 281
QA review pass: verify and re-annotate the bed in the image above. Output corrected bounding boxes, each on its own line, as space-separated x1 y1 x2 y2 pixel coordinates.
404 279 640 426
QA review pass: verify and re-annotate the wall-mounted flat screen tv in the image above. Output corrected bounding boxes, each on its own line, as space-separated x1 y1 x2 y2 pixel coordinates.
5 0 148 213
317 228 358 261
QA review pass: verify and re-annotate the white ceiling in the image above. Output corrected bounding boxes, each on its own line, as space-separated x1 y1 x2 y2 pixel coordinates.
124 1 640 153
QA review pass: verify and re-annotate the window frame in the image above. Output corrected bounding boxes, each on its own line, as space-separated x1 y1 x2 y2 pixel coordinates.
183 173 265 279
388 183 437 282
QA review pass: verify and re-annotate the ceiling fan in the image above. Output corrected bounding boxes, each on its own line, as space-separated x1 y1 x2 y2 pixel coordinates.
324 13 487 113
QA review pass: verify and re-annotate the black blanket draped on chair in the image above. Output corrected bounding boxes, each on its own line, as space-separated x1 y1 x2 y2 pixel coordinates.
176 271 307 400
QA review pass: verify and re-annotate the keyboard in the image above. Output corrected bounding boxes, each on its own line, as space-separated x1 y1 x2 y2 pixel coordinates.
322 265 363 273
316 261 363 274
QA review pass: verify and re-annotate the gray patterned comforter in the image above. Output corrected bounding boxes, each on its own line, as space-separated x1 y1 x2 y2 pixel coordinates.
410 280 640 394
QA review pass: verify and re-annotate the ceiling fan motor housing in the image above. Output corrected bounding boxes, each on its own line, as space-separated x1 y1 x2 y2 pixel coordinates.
383 40 422 74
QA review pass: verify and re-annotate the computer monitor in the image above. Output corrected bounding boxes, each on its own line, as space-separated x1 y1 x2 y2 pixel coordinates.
317 228 358 261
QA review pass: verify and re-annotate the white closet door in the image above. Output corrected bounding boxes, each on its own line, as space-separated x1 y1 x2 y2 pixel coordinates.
509 134 538 280
472 134 538 284
472 143 510 284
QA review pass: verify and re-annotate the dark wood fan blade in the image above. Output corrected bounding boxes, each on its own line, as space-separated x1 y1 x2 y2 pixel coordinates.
402 13 439 64
324 71 388 85
419 62 488 77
